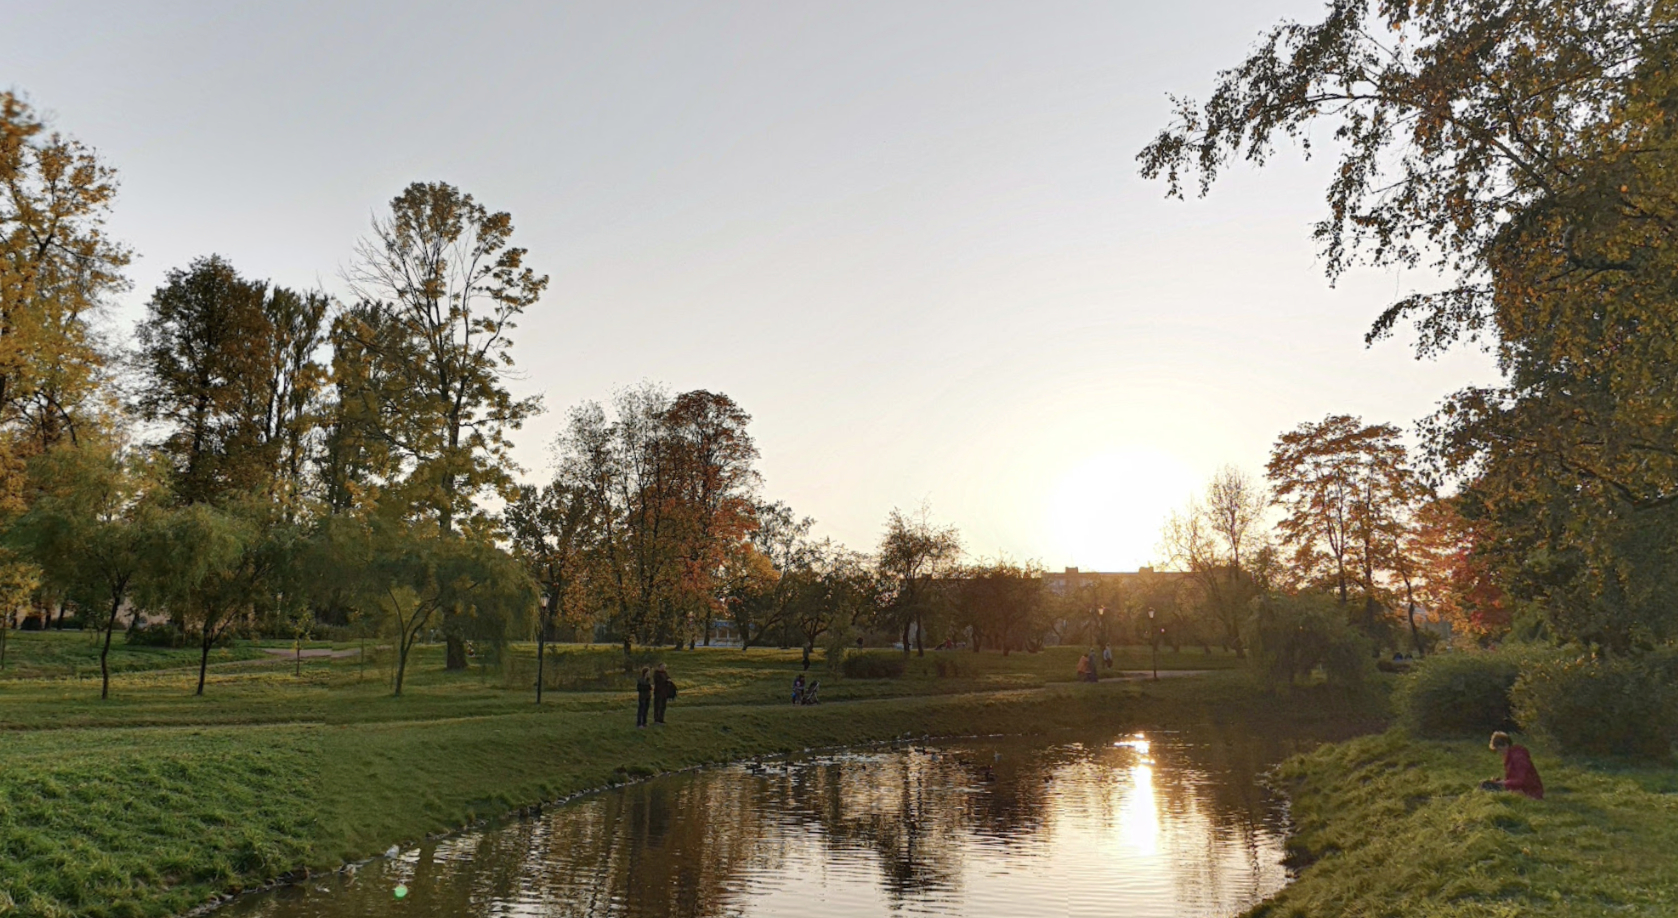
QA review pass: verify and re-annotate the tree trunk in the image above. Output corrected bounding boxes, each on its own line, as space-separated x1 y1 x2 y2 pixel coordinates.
445 634 468 670
196 631 212 696
914 609 925 657
536 613 547 704
100 591 123 700
394 638 410 696
901 620 911 656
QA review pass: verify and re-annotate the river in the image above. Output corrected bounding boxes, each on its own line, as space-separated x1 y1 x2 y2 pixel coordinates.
223 721 1319 918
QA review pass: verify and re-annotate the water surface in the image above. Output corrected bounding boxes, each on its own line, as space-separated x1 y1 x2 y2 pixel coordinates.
227 724 1314 918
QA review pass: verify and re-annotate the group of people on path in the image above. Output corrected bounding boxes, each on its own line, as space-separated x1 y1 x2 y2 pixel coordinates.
635 664 676 728
1075 646 1113 682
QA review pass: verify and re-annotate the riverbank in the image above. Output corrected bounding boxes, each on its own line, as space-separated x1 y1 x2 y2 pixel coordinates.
1253 730 1678 917
0 641 1379 918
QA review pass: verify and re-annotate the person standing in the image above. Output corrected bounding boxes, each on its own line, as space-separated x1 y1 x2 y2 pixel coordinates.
1076 652 1092 682
653 663 675 725
1101 646 1114 670
635 666 652 728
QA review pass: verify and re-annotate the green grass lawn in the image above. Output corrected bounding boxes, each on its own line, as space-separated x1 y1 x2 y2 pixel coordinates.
1255 730 1678 917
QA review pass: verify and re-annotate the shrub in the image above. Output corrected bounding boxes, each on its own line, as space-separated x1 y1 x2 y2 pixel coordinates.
1513 648 1678 759
1247 593 1372 689
841 652 906 679
1396 651 1522 737
125 623 188 648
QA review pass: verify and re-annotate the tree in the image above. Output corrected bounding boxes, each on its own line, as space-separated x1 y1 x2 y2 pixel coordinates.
0 93 129 506
731 501 815 648
136 256 327 507
8 441 156 698
1267 415 1423 637
346 181 546 668
142 502 255 696
1162 465 1267 655
1403 495 1509 644
876 506 962 656
663 390 760 648
1140 2 1678 651
788 541 877 669
345 181 546 532
954 558 1044 656
506 481 594 702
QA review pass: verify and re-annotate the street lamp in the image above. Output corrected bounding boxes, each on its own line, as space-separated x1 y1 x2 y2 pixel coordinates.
1097 605 1107 655
1147 607 1158 681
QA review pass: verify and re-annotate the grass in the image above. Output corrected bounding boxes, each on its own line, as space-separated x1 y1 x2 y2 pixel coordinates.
1254 729 1678 917
0 637 1313 918
0 630 270 682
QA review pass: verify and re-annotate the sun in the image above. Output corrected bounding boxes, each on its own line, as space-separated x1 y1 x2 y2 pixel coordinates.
1044 449 1198 571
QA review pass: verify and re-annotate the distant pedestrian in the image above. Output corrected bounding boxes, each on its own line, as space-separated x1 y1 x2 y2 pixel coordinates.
1479 731 1544 799
792 673 806 705
653 663 676 724
1076 653 1092 682
635 666 652 728
1102 646 1113 669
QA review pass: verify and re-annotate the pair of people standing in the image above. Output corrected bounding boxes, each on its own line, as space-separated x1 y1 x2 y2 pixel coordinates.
636 663 676 728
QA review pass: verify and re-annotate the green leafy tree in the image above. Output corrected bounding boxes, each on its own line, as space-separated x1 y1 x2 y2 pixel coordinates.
506 481 594 702
8 441 158 698
346 181 547 668
954 558 1044 656
1140 1 1678 651
876 505 962 656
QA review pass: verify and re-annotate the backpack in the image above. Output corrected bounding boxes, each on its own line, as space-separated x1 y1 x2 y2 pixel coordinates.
667 680 678 699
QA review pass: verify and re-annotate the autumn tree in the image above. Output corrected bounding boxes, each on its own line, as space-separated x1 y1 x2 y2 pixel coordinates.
876 505 962 656
0 92 129 506
663 390 761 647
1140 2 1678 650
730 500 815 648
1267 415 1423 640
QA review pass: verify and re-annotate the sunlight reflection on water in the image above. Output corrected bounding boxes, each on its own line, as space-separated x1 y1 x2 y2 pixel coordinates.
224 727 1303 918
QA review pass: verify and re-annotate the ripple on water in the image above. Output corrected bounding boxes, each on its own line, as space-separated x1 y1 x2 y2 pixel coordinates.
220 726 1307 918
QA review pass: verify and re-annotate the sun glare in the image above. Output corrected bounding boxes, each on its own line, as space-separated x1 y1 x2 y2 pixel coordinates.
1045 449 1198 571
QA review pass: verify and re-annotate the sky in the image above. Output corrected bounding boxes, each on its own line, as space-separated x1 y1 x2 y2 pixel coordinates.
2 1 1499 571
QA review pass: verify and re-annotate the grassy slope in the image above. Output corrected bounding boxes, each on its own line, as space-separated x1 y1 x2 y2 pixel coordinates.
1 641 1285 918
1254 730 1678 918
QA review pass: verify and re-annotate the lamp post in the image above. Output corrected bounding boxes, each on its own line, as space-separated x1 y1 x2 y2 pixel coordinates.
1097 605 1106 652
1148 607 1158 681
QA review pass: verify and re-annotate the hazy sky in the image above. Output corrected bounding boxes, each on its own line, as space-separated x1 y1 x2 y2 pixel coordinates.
4 1 1497 570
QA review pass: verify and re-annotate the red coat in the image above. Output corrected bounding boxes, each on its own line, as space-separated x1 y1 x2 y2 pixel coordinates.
1502 745 1544 799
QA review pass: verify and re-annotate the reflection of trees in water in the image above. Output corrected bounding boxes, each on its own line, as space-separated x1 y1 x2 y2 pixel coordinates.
254 723 1309 918
758 754 969 902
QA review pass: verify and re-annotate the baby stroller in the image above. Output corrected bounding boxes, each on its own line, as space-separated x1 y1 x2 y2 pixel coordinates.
801 680 821 705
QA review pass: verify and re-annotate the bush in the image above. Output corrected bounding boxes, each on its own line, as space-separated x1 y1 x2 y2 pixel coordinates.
125 623 189 648
1396 651 1523 737
1513 648 1678 759
1247 593 1372 689
841 652 906 679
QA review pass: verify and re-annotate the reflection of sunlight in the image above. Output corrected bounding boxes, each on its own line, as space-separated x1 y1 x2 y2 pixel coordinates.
1113 733 1151 756
1114 755 1154 855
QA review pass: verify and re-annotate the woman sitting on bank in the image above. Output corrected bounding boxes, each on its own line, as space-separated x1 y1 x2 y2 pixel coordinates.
1479 731 1544 799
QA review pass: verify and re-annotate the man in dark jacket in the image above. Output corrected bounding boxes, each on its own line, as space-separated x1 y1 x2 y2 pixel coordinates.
653 663 675 725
